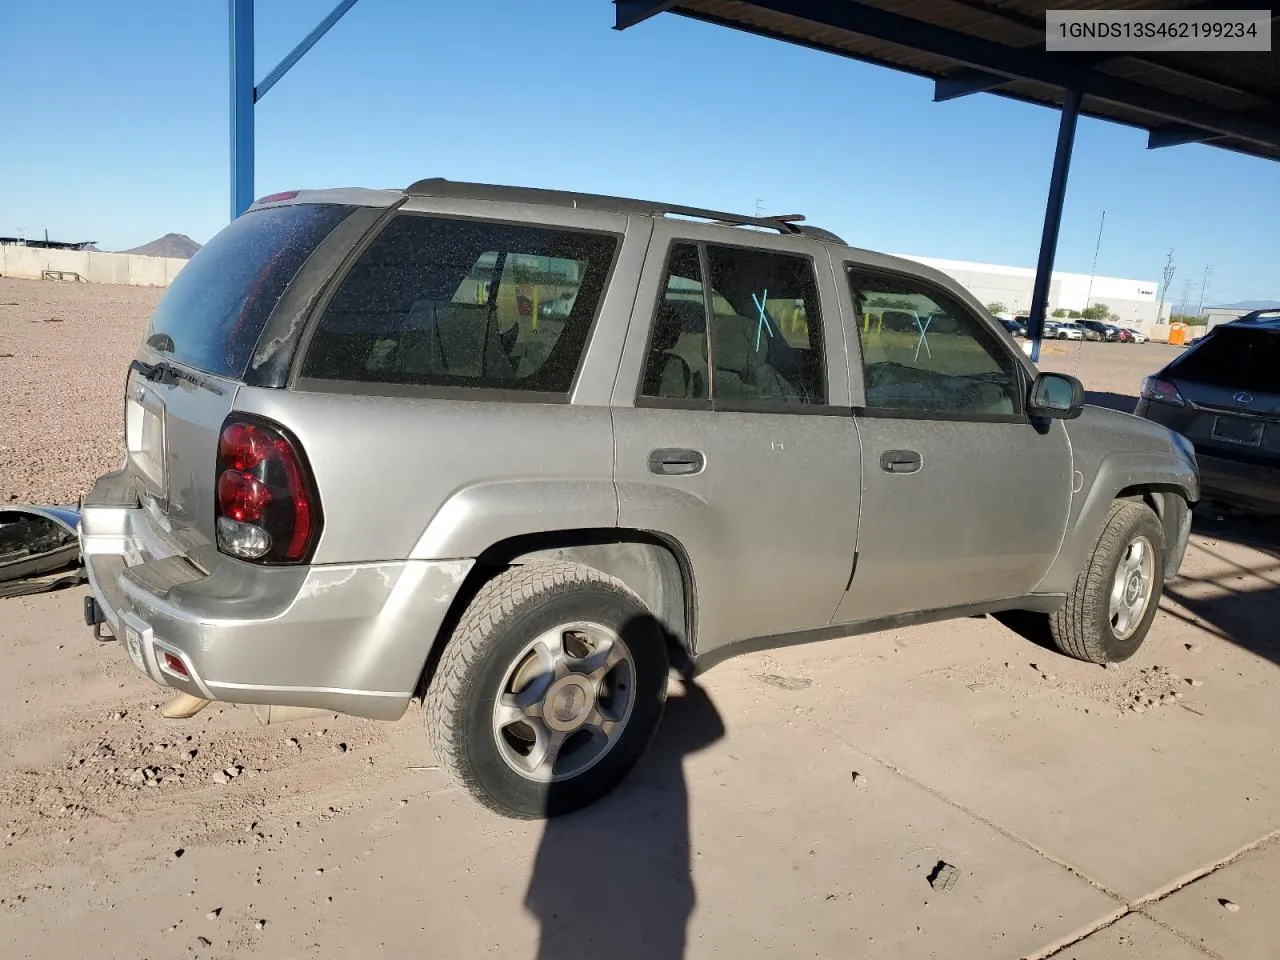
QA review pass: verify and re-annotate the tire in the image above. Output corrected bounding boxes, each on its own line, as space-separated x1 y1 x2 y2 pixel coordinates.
1050 500 1166 663
423 561 669 819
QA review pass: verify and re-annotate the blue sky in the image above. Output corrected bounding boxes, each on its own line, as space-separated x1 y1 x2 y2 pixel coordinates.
1 0 1276 307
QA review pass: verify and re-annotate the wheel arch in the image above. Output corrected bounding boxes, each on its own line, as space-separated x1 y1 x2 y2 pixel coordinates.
1038 454 1197 593
415 528 697 698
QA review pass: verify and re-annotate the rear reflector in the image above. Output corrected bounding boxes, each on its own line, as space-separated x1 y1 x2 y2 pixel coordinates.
161 651 190 678
256 190 300 204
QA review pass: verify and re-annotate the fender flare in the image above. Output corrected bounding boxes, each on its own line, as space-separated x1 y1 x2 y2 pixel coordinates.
1036 452 1198 595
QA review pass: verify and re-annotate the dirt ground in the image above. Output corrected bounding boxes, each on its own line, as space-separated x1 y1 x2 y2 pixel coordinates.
2 278 1278 959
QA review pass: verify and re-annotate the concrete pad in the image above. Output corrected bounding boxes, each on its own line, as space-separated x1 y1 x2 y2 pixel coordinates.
742 539 1280 902
1052 913 1205 960
1147 839 1280 960
0 665 1117 960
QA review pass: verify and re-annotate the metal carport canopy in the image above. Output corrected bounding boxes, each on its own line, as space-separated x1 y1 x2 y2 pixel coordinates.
613 0 1280 359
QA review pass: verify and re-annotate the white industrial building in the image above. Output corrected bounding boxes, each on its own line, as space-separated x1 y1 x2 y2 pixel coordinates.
891 254 1172 334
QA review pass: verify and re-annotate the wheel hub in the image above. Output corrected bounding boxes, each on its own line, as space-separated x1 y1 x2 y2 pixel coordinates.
544 675 596 732
491 620 636 783
1125 572 1143 605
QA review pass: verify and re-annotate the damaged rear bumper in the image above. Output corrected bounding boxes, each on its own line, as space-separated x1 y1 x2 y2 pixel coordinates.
79 470 473 720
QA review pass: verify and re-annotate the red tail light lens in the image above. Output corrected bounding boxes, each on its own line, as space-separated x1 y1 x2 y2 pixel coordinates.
1140 376 1186 407
215 416 321 563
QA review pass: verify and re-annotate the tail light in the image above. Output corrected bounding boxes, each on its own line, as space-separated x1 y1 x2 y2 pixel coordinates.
215 415 321 563
1140 377 1185 407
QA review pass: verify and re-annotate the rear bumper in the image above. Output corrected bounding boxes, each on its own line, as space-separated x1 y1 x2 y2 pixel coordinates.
79 471 474 720
1136 402 1280 513
1196 453 1280 513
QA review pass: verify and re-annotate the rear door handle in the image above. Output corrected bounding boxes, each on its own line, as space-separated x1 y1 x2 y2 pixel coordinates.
880 449 922 474
648 448 705 476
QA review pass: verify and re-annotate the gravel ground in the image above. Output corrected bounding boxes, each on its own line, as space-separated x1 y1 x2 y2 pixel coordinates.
0 277 161 505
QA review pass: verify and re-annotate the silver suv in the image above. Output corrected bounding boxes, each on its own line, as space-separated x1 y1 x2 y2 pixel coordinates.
79 179 1198 819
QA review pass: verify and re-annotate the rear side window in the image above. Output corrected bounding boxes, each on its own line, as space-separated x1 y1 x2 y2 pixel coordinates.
299 214 618 393
638 241 827 407
144 203 354 379
1172 327 1280 393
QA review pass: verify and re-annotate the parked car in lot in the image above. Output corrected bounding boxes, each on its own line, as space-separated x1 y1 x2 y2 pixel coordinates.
1124 327 1149 344
1136 310 1280 513
78 178 1198 818
1113 327 1136 344
1080 320 1118 341
999 317 1026 337
1053 322 1085 341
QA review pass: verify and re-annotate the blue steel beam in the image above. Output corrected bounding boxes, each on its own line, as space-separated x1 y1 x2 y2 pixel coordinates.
255 0 362 102
228 0 362 220
229 0 255 221
934 68 1009 102
1026 89 1082 365
1148 124 1218 150
614 0 681 31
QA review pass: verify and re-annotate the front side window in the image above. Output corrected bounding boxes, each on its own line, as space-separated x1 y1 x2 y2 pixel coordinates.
849 267 1022 418
639 241 827 407
300 214 617 392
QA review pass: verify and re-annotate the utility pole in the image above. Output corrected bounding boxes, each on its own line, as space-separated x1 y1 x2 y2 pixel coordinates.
1083 210 1105 313
1179 278 1195 316
755 198 765 217
1196 265 1213 316
1155 249 1176 324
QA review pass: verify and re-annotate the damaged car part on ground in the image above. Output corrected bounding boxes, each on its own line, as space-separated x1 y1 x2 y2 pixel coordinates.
78 178 1198 820
0 505 86 599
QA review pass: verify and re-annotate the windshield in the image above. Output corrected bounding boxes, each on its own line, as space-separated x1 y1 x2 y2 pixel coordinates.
144 203 355 379
1171 327 1280 394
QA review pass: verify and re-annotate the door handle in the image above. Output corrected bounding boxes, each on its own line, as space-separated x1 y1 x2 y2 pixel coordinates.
880 449 922 474
648 448 705 476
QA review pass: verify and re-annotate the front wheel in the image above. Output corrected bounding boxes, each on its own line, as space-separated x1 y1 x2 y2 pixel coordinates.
1049 500 1166 663
423 561 669 819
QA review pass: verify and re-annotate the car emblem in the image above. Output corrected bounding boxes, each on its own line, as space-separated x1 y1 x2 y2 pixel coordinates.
1234 391 1254 405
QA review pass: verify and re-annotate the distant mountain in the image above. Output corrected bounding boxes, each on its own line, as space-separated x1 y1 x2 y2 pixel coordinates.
120 233 202 259
1210 300 1280 311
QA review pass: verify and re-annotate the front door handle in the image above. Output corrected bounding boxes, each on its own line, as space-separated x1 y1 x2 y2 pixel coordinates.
648 448 705 476
880 449 922 474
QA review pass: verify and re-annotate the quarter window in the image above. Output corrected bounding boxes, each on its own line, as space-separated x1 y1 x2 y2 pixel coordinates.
849 268 1022 418
300 214 617 392
639 242 827 407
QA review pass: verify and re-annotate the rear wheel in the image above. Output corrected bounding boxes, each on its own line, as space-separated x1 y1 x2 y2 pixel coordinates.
424 561 669 819
1050 500 1166 663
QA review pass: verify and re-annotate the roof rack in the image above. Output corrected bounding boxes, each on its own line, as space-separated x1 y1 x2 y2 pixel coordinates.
404 177 845 244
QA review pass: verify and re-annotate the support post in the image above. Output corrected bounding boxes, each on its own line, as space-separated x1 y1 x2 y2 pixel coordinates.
229 0 255 221
1027 88 1082 364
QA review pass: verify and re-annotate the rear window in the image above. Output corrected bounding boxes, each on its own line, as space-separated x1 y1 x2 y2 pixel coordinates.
1171 327 1280 393
298 214 618 394
143 203 354 379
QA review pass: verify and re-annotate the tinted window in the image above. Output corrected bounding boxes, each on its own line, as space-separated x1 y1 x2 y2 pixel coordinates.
144 203 353 378
301 215 618 392
639 244 710 401
639 243 827 406
705 245 826 405
849 268 1022 417
1172 327 1280 394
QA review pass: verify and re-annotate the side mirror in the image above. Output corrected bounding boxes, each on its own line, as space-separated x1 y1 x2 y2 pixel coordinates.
1028 372 1084 420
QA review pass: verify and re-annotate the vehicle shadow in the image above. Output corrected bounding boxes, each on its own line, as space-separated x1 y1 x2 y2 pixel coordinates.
1083 390 1138 414
997 503 1280 670
1161 504 1280 668
524 662 725 960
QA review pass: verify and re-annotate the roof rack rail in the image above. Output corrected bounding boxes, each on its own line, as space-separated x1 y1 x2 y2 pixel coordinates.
404 177 845 244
